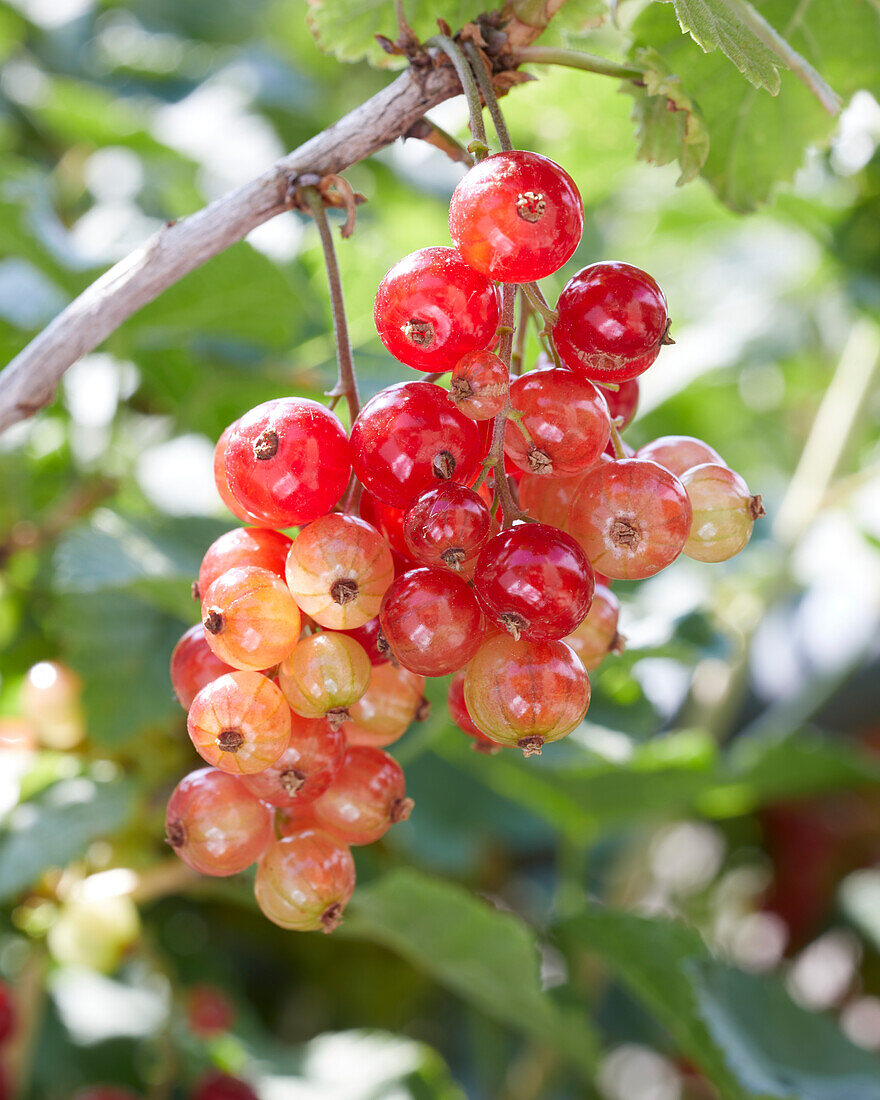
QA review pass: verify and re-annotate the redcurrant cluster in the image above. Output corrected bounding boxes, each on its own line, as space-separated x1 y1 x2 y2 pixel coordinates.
168 148 764 934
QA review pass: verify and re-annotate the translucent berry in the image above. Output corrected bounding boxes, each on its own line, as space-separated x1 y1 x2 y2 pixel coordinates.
213 423 262 525
187 672 291 774
276 802 319 835
563 584 624 670
191 1071 259 1100
448 151 584 282
255 829 355 932
197 527 291 601
313 746 412 845
403 484 491 572
165 767 273 875
379 567 483 676
359 491 410 558
201 565 300 671
681 463 764 563
503 366 610 477
554 261 669 382
569 459 692 580
374 246 499 371
170 624 235 710
285 513 393 630
350 382 488 509
342 664 426 748
340 616 391 666
447 670 501 754
475 524 594 641
464 634 589 755
518 470 587 530
241 713 345 806
186 985 234 1037
450 350 509 420
636 435 724 478
278 632 371 724
21 660 85 750
223 398 351 527
602 377 639 430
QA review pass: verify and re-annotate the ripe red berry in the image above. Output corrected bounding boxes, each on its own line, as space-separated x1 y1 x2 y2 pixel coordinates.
681 463 764 562
464 634 590 755
379 567 484 676
342 664 426 748
503 366 610 477
517 470 588 530
636 435 724 478
285 514 393 630
313 745 412 845
213 423 262 525
563 584 624 670
223 398 351 527
241 712 345 806
170 624 235 710
201 565 301 671
602 377 639 430
187 672 291 774
340 616 391 666
554 261 669 382
475 524 594 641
359 491 410 558
186 984 235 1037
447 670 501 754
0 983 14 1044
448 151 584 282
403 484 491 572
255 828 355 932
350 382 487 509
190 1071 259 1100
569 459 692 580
165 767 273 875
197 527 291 601
278 632 371 723
450 350 509 421
374 246 499 371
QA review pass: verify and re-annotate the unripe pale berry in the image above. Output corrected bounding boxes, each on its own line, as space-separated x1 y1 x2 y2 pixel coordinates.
254 829 355 932
563 584 624 670
342 663 427 748
170 624 235 710
278 632 371 724
187 672 291 774
201 565 301 671
681 462 764 562
636 435 724 478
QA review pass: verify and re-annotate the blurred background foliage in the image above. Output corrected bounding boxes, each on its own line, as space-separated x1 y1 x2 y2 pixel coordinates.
1 0 880 1096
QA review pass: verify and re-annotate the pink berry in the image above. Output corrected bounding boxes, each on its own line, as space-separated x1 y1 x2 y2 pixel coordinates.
636 435 725 478
197 527 291 601
191 1072 259 1100
681 463 764 562
602 378 639 429
254 829 355 932
201 565 300 671
447 670 501 754
563 584 624 670
186 985 234 1037
170 624 235 710
240 712 346 806
187 672 291 774
313 746 412 845
450 350 509 420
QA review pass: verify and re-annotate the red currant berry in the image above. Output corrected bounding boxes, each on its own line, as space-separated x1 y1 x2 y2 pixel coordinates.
681 463 764 562
197 527 291 601
191 1071 259 1100
554 262 669 382
374 246 499 371
450 350 509 421
359 491 410 558
447 670 501 754
313 745 412 845
170 624 235 710
241 712 345 806
340 616 391 666
350 382 487 509
403 484 491 572
449 151 583 282
278 632 371 724
503 366 610 477
563 584 624 670
475 524 594 641
569 459 692 579
201 565 300 671
636 435 724 478
213 423 262 525
165 767 273 875
186 985 234 1037
602 378 639 430
187 672 291 774
255 828 355 932
275 802 319 835
464 634 589 755
379 567 483 676
224 398 351 527
285 513 393 630
0 983 14 1044
518 470 587 530
342 664 426 748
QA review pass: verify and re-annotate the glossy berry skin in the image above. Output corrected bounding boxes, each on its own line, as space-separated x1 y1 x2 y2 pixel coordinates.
187 672 291 775
241 713 346 806
464 634 589 755
554 262 669 383
313 746 412 845
341 616 390 666
359 491 410 558
191 1071 259 1100
449 151 584 283
285 514 393 630
201 565 300 671
351 382 488 509
255 828 355 932
518 470 587 531
342 664 426 748
475 524 594 641
214 423 262 525
569 459 692 580
278 632 371 721
563 585 623 670
374 246 499 371
504 367 610 477
681 463 763 563
602 378 640 430
165 767 273 875
198 527 291 601
450 350 509 420
403 484 491 571
636 435 724 478
447 670 501 754
186 985 234 1037
379 567 483 676
0 983 14 1044
170 624 234 710
224 398 351 527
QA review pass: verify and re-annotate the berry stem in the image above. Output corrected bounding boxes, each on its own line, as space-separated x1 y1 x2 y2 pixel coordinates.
521 281 559 327
463 41 513 152
302 186 361 426
405 117 474 166
514 45 645 81
427 36 489 157
421 371 447 383
608 419 627 459
511 289 531 376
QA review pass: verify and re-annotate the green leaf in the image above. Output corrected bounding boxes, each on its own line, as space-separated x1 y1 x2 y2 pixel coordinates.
623 47 710 184
0 777 134 901
341 867 600 1080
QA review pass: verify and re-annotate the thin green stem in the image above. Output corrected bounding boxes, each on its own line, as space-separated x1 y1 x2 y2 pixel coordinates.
464 41 513 152
427 35 489 156
521 281 558 326
608 419 627 459
511 289 531 376
514 45 645 81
